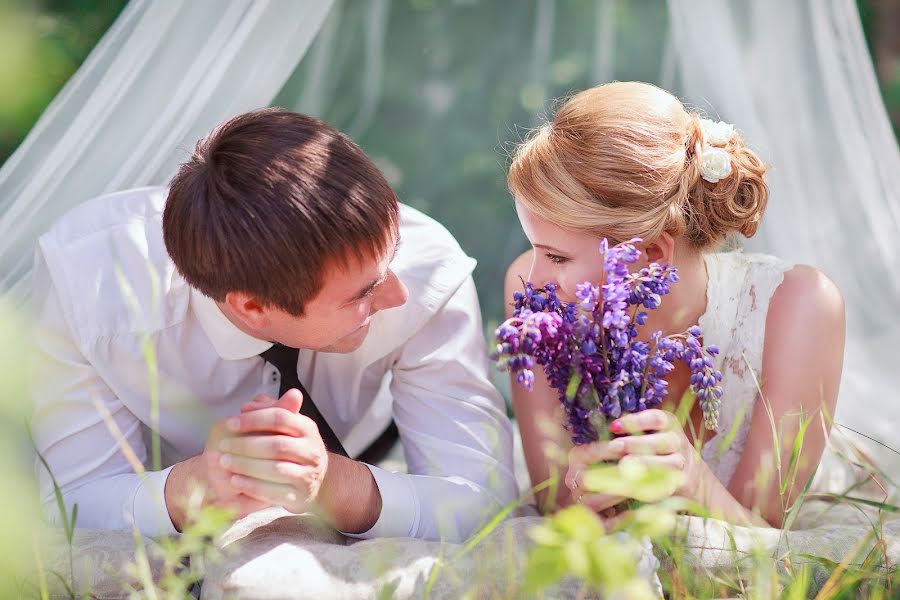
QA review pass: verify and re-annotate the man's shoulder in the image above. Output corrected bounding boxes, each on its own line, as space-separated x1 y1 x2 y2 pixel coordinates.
357 205 477 355
397 203 464 256
395 203 475 310
40 186 168 249
35 187 188 342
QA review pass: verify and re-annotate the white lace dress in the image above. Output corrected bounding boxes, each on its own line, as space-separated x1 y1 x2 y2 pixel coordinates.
696 251 793 486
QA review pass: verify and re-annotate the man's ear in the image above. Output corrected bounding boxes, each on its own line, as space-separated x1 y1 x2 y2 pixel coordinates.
643 232 676 265
224 291 271 330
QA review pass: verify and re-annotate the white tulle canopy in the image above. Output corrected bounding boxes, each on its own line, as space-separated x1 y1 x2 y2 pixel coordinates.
1 0 897 477
666 0 900 479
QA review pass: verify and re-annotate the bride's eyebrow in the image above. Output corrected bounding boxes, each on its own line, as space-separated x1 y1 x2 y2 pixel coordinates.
533 243 568 255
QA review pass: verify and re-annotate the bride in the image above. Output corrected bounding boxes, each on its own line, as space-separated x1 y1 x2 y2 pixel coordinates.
504 81 845 527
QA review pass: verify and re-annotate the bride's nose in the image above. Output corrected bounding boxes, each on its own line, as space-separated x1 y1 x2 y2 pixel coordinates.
528 259 556 290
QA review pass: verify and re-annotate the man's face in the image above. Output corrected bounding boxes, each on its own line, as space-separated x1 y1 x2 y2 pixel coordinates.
262 232 408 353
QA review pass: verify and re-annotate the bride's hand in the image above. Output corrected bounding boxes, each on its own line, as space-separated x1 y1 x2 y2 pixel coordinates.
606 409 696 499
564 439 627 514
564 409 698 510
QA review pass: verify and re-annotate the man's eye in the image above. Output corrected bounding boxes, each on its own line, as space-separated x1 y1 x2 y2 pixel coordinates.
545 252 568 265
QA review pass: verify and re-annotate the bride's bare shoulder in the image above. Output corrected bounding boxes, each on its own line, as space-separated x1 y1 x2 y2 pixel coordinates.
770 264 844 328
762 264 845 411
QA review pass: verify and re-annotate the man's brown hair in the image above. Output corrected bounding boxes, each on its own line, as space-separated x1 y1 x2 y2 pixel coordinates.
163 108 399 315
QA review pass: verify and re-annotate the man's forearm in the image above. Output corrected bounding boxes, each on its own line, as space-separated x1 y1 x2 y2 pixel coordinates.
315 453 382 534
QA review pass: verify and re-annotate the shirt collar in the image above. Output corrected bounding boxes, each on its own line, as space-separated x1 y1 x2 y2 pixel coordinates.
189 286 273 360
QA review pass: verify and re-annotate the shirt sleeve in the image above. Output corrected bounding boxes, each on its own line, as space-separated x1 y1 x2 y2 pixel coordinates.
29 243 179 538
344 276 518 542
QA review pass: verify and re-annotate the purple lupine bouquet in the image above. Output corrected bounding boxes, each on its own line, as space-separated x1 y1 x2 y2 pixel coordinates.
492 238 723 445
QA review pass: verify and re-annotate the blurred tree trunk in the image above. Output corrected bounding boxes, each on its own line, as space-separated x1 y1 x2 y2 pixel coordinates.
871 0 898 78
871 0 899 124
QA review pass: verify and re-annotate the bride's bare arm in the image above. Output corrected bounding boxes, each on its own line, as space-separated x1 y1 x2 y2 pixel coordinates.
727 265 845 527
505 251 574 512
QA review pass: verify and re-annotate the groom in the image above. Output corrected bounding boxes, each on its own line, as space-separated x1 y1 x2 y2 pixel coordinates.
30 109 516 542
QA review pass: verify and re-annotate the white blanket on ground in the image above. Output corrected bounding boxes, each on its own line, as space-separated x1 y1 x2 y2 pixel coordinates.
200 507 661 600
38 498 899 599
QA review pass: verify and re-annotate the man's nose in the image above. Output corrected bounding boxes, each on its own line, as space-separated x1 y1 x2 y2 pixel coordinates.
372 270 408 312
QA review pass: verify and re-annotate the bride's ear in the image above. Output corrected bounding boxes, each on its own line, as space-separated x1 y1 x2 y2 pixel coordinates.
643 232 676 265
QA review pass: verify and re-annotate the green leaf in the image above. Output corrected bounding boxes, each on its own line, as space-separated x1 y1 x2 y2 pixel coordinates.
583 462 682 503
553 505 605 541
564 539 590 578
566 371 582 402
618 579 662 600
588 537 636 587
528 522 564 547
619 505 676 539
523 546 569 592
791 552 841 571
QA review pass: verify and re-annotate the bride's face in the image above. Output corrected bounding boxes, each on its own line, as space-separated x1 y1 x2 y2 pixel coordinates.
515 199 616 303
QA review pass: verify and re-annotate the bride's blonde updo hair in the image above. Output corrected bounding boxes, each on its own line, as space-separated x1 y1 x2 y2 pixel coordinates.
508 81 768 249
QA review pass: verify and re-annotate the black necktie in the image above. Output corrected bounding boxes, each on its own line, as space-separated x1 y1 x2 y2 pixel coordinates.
259 343 348 457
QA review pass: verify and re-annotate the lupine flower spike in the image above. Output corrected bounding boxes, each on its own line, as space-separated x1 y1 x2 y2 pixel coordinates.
492 239 723 444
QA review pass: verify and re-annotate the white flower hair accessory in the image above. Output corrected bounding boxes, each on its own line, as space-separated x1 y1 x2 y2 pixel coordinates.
699 147 732 183
696 118 735 183
699 118 735 146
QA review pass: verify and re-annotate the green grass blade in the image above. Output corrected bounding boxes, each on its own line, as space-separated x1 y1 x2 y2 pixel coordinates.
29 426 71 535
456 477 554 558
780 411 812 496
802 493 900 514
68 503 78 544
50 570 75 599
423 546 445 599
32 538 50 600
715 399 749 460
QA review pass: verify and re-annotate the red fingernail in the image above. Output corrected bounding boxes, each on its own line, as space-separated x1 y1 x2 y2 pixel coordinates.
609 420 623 434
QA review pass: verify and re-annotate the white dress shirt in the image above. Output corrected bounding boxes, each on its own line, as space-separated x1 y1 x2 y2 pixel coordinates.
30 186 517 542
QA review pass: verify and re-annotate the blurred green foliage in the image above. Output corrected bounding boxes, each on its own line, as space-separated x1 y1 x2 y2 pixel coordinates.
0 304 42 598
0 0 126 161
2 5 897 597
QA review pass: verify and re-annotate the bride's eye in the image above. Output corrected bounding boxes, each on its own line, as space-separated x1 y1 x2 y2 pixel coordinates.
545 252 569 265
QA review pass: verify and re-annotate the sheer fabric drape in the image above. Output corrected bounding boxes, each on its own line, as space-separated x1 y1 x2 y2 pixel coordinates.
0 0 334 300
667 0 900 479
2 0 897 478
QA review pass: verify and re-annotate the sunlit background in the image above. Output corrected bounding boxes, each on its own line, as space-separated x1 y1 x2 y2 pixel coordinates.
1 2 898 596
2 0 897 327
